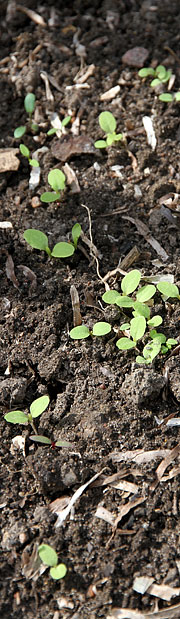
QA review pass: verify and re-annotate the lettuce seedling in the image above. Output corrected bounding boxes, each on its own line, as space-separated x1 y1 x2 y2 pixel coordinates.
30 435 74 449
47 115 71 136
159 92 180 103
23 229 75 258
138 65 172 88
14 93 37 138
71 223 81 249
38 544 67 580
136 332 177 364
19 143 39 167
40 169 66 203
4 395 50 433
70 322 111 339
157 281 180 300
94 111 123 149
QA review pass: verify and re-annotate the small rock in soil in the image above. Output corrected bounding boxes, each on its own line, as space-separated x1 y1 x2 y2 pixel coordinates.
0 377 27 407
121 367 166 407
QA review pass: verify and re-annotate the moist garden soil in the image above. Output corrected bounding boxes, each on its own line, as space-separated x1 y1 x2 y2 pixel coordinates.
1 1 180 618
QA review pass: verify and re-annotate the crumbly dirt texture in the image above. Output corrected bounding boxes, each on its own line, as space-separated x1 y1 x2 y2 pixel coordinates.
1 1 180 618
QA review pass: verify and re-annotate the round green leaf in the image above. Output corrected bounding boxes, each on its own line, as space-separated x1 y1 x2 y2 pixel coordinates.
40 191 60 202
106 134 115 146
115 295 133 308
70 326 90 339
114 133 123 141
175 92 180 101
24 229 49 251
14 126 26 138
4 411 28 424
92 322 111 336
157 282 179 298
120 323 130 330
148 315 163 327
48 169 66 192
24 93 35 115
30 395 50 418
99 111 116 133
159 93 173 102
130 316 146 342
20 143 30 158
102 290 120 304
136 356 148 364
156 65 166 79
50 563 67 580
136 284 156 302
38 544 58 567
29 159 39 167
150 331 166 344
55 440 73 448
166 338 177 346
51 242 75 258
94 140 107 148
143 340 161 361
116 338 136 350
72 223 81 248
30 435 51 444
121 270 141 295
151 78 161 87
138 68 154 77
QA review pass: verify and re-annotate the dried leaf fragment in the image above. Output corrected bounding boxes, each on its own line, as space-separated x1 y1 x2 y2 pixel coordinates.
6 254 19 289
17 265 37 295
51 135 96 162
62 163 80 193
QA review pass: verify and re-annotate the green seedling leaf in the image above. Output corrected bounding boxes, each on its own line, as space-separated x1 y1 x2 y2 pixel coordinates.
47 128 57 136
55 440 73 448
114 133 123 141
94 140 107 148
136 284 156 303
115 296 133 308
72 223 81 248
166 338 177 346
31 123 39 132
121 270 141 295
48 169 66 192
156 65 166 79
70 326 90 339
151 78 161 87
30 435 51 444
62 115 71 127
50 564 67 580
116 338 136 350
40 191 60 202
30 395 50 418
14 126 26 138
106 134 115 146
38 544 58 567
92 322 111 336
138 68 155 77
136 355 149 364
159 93 173 102
143 340 161 362
102 290 120 304
132 301 150 319
4 411 28 424
29 159 39 167
51 242 75 258
150 330 166 344
24 93 36 115
20 144 30 158
24 229 49 252
120 323 130 330
99 111 116 134
130 316 146 342
161 345 168 354
157 281 179 298
148 315 163 327
175 92 180 101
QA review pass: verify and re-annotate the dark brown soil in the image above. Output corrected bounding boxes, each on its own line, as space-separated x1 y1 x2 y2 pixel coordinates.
1 1 180 618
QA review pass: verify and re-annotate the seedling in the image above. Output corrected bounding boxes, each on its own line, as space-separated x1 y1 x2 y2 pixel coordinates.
47 115 71 136
94 111 123 149
70 322 111 339
40 169 66 203
38 544 67 581
20 143 39 167
159 92 180 103
136 332 177 364
23 229 75 259
138 65 172 88
4 395 50 433
71 223 81 249
30 435 74 449
14 93 37 138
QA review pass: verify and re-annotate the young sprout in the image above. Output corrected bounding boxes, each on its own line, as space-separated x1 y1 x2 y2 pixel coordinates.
47 115 71 136
14 93 37 138
23 229 75 259
4 395 50 433
20 144 39 168
70 322 111 339
94 111 123 149
40 169 66 203
71 223 81 249
138 65 172 88
157 281 180 300
38 544 67 581
159 92 180 103
30 435 74 449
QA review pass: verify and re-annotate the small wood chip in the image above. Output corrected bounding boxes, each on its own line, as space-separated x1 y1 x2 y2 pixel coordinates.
100 85 120 101
0 148 20 172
